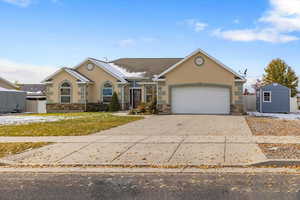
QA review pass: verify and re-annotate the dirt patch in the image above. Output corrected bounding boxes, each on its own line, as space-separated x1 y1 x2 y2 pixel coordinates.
259 144 300 159
246 117 300 136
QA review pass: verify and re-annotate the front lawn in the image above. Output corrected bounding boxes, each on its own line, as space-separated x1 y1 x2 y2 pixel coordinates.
246 117 300 136
0 142 49 158
0 113 143 136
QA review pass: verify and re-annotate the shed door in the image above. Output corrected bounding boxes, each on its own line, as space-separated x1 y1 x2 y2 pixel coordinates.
171 86 230 114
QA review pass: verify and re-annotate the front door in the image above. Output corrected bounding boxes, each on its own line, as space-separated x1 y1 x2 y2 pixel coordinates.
130 89 142 109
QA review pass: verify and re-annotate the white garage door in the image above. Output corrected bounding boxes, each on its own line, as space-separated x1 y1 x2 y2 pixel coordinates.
171 86 230 114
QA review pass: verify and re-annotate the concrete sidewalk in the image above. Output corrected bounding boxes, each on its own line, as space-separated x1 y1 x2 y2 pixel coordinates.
1 135 300 143
1 135 267 167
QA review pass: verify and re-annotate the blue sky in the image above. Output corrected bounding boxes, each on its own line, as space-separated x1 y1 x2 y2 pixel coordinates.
0 0 299 84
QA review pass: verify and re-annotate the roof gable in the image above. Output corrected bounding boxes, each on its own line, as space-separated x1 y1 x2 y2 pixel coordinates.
42 68 92 83
155 49 246 81
74 58 127 83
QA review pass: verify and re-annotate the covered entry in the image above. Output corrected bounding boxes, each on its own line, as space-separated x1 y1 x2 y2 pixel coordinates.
171 86 230 114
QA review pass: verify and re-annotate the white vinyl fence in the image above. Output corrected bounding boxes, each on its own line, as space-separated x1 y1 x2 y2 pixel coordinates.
290 97 299 113
25 100 46 113
243 95 256 112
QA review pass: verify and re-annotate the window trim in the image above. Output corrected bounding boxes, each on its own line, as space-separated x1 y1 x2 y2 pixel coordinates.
263 91 272 103
101 81 114 104
60 81 72 104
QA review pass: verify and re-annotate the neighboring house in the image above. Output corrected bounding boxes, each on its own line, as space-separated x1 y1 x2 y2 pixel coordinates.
0 76 18 90
18 84 47 114
42 49 246 114
18 84 46 100
256 83 290 113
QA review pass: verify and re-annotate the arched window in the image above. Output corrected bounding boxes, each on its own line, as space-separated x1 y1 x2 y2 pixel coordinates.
60 81 71 104
102 82 113 103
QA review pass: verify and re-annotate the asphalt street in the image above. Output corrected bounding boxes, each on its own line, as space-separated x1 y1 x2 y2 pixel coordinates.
0 172 299 200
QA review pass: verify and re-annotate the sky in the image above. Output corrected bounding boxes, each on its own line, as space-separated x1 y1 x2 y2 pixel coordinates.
0 0 299 86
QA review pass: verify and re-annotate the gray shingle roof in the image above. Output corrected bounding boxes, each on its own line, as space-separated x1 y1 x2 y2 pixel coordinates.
19 84 46 93
110 58 183 78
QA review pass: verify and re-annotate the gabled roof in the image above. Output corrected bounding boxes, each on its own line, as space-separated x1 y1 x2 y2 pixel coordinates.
74 58 127 83
64 68 91 83
42 68 92 83
0 76 18 89
155 49 246 81
18 84 46 93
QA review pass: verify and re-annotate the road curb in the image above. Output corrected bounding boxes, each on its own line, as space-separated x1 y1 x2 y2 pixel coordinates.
251 160 300 167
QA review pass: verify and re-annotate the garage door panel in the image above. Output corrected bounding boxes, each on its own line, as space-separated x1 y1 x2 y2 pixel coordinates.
171 87 230 114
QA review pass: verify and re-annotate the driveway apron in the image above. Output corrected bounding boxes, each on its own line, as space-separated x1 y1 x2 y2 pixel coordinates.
2 115 267 166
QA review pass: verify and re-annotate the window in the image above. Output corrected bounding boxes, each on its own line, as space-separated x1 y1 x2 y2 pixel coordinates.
102 82 113 103
145 85 154 103
263 91 271 102
60 82 71 104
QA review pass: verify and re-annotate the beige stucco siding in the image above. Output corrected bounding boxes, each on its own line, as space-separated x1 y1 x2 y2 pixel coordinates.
160 52 236 104
76 60 121 103
46 71 80 103
0 79 17 90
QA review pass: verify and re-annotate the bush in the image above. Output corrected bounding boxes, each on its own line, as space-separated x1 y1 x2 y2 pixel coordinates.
108 92 120 112
129 100 157 115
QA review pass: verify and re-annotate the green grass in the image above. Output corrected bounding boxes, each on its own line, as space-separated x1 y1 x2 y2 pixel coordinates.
0 142 50 158
0 113 143 136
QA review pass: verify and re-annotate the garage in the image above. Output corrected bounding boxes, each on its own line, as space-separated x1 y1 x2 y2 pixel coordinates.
171 86 230 114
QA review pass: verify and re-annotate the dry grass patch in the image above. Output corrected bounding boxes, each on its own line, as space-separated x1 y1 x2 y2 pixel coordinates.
0 113 143 136
246 117 300 136
0 142 49 158
259 144 300 159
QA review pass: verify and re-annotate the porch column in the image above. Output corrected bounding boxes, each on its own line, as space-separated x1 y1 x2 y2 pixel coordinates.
121 85 125 110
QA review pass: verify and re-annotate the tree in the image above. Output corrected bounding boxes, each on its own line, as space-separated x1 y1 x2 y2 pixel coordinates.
263 59 299 97
109 92 120 112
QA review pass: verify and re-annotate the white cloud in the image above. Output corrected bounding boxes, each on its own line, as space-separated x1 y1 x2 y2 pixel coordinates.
260 0 300 32
183 19 208 32
1 0 32 7
1 0 60 7
117 39 136 48
213 28 299 43
214 0 300 43
233 19 240 24
0 58 58 84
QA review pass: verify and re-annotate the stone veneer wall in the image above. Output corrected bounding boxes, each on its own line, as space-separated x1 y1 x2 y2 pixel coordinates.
231 81 244 114
46 103 108 113
157 81 170 114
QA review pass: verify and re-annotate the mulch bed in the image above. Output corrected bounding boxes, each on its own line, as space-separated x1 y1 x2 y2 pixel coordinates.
259 144 300 159
246 117 300 136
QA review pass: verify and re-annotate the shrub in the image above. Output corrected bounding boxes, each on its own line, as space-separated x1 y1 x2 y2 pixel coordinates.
108 92 120 112
129 100 157 115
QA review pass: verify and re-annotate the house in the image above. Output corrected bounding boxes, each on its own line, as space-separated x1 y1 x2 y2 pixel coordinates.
0 76 18 90
18 84 47 113
18 84 46 100
42 49 246 114
0 76 26 113
256 83 290 113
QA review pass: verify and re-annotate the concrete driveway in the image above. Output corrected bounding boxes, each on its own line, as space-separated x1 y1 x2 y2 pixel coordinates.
2 115 267 167
97 115 253 136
